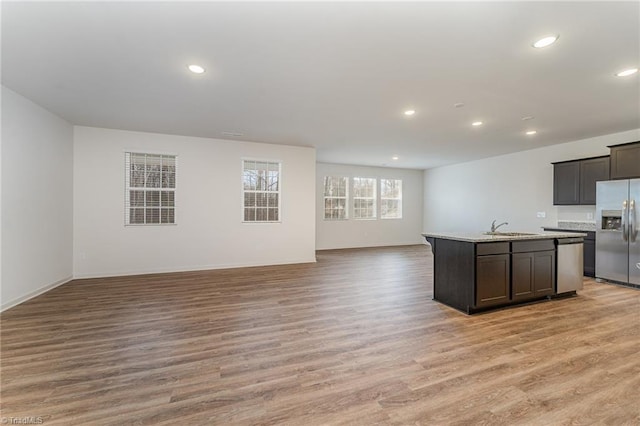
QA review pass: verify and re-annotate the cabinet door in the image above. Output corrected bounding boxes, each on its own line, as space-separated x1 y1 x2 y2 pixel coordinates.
476 254 510 308
512 252 534 300
610 143 640 180
580 157 610 205
553 161 580 205
583 234 596 277
533 250 555 296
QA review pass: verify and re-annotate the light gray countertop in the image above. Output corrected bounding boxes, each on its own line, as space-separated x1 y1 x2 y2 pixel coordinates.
422 230 587 243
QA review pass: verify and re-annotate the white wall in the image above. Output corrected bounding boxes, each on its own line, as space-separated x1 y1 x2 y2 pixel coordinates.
1 86 74 310
423 129 640 233
316 163 423 249
73 126 316 278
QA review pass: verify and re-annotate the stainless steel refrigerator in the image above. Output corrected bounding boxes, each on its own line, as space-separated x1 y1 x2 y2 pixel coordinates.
596 179 640 285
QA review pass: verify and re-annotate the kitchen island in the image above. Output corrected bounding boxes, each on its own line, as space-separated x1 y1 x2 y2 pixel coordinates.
423 231 586 314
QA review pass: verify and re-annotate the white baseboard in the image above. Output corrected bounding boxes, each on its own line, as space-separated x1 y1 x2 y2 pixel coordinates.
72 257 318 280
1 275 73 312
315 241 424 251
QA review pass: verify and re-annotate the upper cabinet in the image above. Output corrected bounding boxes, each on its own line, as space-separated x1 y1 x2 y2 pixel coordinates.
553 156 609 205
580 156 610 204
609 141 640 180
553 161 580 205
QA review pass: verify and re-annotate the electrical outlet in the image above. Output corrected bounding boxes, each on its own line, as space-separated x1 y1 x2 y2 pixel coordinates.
587 212 594 220
536 211 546 218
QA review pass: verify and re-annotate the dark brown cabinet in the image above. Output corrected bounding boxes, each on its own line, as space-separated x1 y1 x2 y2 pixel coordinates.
532 250 555 296
511 240 555 300
580 157 610 204
583 231 595 277
476 254 510 308
474 239 555 310
512 250 555 300
609 141 640 179
553 161 580 205
553 156 609 205
512 252 535 300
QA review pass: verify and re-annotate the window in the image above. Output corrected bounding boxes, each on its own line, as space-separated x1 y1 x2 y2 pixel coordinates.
381 179 402 219
125 153 176 225
323 176 349 220
353 177 376 219
243 160 280 222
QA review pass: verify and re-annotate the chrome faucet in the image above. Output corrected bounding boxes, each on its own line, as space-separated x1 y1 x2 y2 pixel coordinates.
491 220 509 232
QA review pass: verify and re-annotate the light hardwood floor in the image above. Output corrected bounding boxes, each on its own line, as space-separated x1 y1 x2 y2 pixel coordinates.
1 245 639 425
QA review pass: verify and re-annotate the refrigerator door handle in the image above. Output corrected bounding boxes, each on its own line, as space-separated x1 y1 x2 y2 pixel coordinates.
630 199 637 243
622 200 628 242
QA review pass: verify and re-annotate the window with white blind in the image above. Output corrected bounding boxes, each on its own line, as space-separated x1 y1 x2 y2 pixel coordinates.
381 179 402 219
353 177 376 219
243 160 281 222
125 153 176 225
323 176 349 220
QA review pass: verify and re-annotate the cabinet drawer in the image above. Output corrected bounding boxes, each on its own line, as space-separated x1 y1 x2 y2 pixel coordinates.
512 239 555 253
476 242 510 255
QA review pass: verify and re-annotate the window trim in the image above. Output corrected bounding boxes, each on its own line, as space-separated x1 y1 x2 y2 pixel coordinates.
124 151 177 226
352 177 377 220
241 158 282 223
323 176 349 221
380 178 403 219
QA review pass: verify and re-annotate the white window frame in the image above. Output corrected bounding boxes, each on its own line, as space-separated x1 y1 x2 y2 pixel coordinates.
124 152 177 226
242 159 282 223
323 176 349 220
352 177 377 220
380 179 403 219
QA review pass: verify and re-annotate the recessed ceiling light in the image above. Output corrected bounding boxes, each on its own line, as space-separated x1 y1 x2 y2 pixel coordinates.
522 116 535 121
526 130 537 135
532 35 559 48
616 68 638 77
188 64 205 74
392 155 399 160
404 110 416 116
454 103 465 108
472 121 483 126
221 131 244 137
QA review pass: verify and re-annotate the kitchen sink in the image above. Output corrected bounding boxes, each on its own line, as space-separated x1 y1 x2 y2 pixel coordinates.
483 231 538 236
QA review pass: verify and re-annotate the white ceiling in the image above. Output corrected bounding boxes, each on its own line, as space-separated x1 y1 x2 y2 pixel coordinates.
2 2 639 169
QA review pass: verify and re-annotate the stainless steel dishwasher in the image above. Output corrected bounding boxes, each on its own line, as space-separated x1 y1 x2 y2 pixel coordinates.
556 237 584 295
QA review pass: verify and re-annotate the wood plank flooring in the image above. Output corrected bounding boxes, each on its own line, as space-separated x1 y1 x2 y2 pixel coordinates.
1 245 639 425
